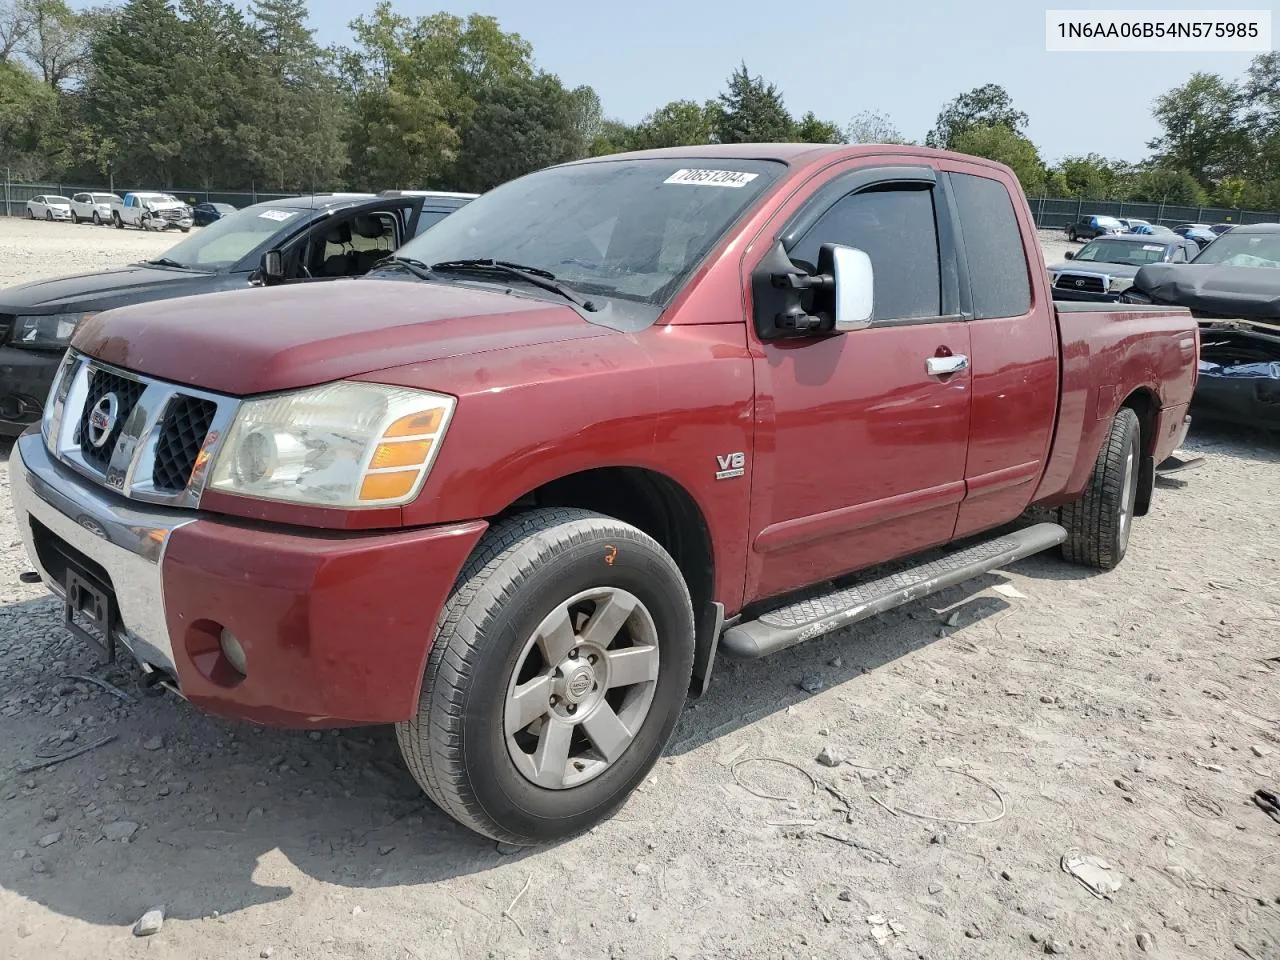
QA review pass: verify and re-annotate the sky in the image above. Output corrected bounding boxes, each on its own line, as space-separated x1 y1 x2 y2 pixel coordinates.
293 0 1276 164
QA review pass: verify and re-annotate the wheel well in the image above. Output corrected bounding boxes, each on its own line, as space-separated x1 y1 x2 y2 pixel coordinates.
497 468 715 622
1120 389 1158 516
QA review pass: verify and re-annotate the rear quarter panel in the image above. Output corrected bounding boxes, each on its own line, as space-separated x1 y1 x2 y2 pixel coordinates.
1033 303 1197 505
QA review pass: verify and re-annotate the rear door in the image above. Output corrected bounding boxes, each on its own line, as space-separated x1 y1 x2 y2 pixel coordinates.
745 163 973 601
935 162 1058 537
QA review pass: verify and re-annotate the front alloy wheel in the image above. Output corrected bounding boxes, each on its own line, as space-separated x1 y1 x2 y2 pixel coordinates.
397 508 694 845
504 587 660 789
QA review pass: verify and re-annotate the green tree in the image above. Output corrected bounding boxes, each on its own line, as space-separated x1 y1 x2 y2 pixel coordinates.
1053 154 1134 199
630 98 712 149
453 70 584 192
587 117 636 156
1148 72 1247 188
791 110 845 144
19 0 85 89
0 57 56 175
711 62 792 143
1128 168 1204 205
845 109 911 145
951 123 1045 196
926 83 1027 149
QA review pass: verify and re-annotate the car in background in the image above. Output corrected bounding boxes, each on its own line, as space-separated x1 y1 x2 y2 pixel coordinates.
1117 217 1151 232
192 201 237 226
1123 222 1280 429
0 190 476 436
1048 233 1200 301
1210 223 1236 235
70 192 122 225
1128 222 1178 238
111 191 193 232
1066 214 1122 241
25 196 73 222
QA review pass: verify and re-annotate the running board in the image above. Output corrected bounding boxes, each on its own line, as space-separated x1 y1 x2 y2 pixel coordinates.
721 522 1067 659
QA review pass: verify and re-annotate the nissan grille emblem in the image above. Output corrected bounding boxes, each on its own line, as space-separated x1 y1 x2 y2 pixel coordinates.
87 392 120 448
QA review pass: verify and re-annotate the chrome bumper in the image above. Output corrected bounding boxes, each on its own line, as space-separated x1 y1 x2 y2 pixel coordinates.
8 428 195 674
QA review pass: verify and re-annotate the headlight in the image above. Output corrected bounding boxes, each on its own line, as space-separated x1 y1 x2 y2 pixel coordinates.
1108 277 1134 293
207 381 456 508
12 313 95 348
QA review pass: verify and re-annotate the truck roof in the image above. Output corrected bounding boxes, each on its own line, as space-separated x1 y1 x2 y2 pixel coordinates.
565 142 1018 176
1229 222 1280 234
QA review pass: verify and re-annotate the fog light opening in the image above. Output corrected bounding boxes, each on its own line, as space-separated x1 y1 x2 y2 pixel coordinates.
219 628 247 676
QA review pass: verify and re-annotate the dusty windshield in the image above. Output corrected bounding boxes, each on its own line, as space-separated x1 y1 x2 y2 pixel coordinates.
392 158 781 307
152 205 304 271
1074 239 1170 266
1192 232 1280 268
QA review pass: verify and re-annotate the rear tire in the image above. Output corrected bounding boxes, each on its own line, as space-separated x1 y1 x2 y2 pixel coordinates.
1061 408 1141 571
1067 227 1076 242
396 508 695 845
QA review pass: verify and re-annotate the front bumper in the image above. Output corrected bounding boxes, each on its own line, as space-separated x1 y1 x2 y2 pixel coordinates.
9 429 488 726
0 345 60 436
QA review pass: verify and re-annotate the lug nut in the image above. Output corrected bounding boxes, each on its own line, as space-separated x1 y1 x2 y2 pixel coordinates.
567 704 577 714
569 648 579 659
549 695 559 707
587 654 598 665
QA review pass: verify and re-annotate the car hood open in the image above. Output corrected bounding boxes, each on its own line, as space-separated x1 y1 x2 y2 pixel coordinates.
72 277 609 396
1133 264 1280 319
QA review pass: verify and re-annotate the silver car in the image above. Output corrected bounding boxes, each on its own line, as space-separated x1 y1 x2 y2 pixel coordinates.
26 195 73 222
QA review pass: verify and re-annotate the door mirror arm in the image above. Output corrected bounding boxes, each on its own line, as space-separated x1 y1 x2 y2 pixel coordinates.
253 249 285 286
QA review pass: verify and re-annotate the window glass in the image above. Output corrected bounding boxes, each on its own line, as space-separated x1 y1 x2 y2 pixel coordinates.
949 173 1031 319
413 210 452 236
790 187 941 321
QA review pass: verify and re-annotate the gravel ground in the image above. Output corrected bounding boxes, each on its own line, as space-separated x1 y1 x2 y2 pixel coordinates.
0 216 1278 960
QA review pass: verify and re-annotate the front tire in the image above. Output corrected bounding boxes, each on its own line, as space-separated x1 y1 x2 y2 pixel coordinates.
1061 408 1141 570
44 210 52 221
397 508 695 845
92 211 101 225
113 212 123 229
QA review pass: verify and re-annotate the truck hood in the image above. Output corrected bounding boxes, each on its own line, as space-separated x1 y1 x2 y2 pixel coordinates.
1049 260 1140 279
0 264 231 314
72 277 609 396
1133 263 1280 319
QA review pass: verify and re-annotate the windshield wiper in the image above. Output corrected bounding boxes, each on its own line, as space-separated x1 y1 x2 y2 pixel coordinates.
143 257 189 269
374 255 436 282
429 259 598 311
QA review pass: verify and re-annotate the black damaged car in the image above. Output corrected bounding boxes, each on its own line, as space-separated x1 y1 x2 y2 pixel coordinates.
1122 223 1280 430
0 190 474 436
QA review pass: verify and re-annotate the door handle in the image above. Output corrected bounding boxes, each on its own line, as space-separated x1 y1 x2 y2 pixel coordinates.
926 354 969 376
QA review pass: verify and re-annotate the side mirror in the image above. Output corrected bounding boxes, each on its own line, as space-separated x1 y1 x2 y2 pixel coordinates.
1064 250 1075 260
823 244 874 333
750 241 874 339
259 250 284 284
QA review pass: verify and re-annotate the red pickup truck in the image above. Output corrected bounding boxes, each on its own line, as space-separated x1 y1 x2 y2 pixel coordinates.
9 145 1197 845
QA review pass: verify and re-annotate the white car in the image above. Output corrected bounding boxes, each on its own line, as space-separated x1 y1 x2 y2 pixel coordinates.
70 192 122 225
26 195 73 222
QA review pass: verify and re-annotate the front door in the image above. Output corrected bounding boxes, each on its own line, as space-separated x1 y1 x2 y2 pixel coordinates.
745 164 972 602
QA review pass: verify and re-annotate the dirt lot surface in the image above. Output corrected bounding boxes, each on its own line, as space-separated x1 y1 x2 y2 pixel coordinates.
0 217 1277 960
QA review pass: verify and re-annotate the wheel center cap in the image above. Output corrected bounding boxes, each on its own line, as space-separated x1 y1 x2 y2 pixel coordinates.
563 665 595 704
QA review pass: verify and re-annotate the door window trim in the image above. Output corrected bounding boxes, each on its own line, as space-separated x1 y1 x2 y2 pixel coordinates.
777 164 965 327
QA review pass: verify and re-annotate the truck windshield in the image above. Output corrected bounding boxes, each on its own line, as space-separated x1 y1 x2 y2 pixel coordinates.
392 158 781 307
1074 239 1170 265
149 205 304 271
1192 232 1280 268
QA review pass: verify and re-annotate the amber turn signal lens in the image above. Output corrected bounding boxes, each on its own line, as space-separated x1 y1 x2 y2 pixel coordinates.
370 439 432 469
359 470 418 501
383 408 444 438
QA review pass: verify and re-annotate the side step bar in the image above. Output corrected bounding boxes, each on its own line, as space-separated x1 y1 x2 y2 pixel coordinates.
721 522 1067 659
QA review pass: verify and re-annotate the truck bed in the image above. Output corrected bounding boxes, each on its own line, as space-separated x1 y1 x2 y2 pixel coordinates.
1034 301 1198 507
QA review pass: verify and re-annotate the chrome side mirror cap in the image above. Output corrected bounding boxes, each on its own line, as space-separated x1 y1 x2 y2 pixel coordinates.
825 244 874 332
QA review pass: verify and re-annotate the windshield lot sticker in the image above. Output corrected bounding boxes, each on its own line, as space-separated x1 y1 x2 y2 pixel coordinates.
664 169 759 188
258 209 297 222
1143 245 1164 251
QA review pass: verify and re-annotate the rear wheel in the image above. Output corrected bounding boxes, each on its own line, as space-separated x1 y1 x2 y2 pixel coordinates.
396 508 695 845
1067 227 1076 242
1061 408 1141 570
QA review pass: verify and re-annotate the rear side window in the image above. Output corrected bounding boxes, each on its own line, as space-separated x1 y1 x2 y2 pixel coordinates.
414 210 452 237
790 187 942 321
949 173 1031 319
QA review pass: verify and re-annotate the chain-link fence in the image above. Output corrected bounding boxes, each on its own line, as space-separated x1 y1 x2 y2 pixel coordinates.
1027 196 1279 230
1 180 300 217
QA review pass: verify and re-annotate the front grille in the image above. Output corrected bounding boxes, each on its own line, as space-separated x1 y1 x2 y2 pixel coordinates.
1055 273 1106 293
152 395 216 491
160 209 186 221
75 368 146 472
